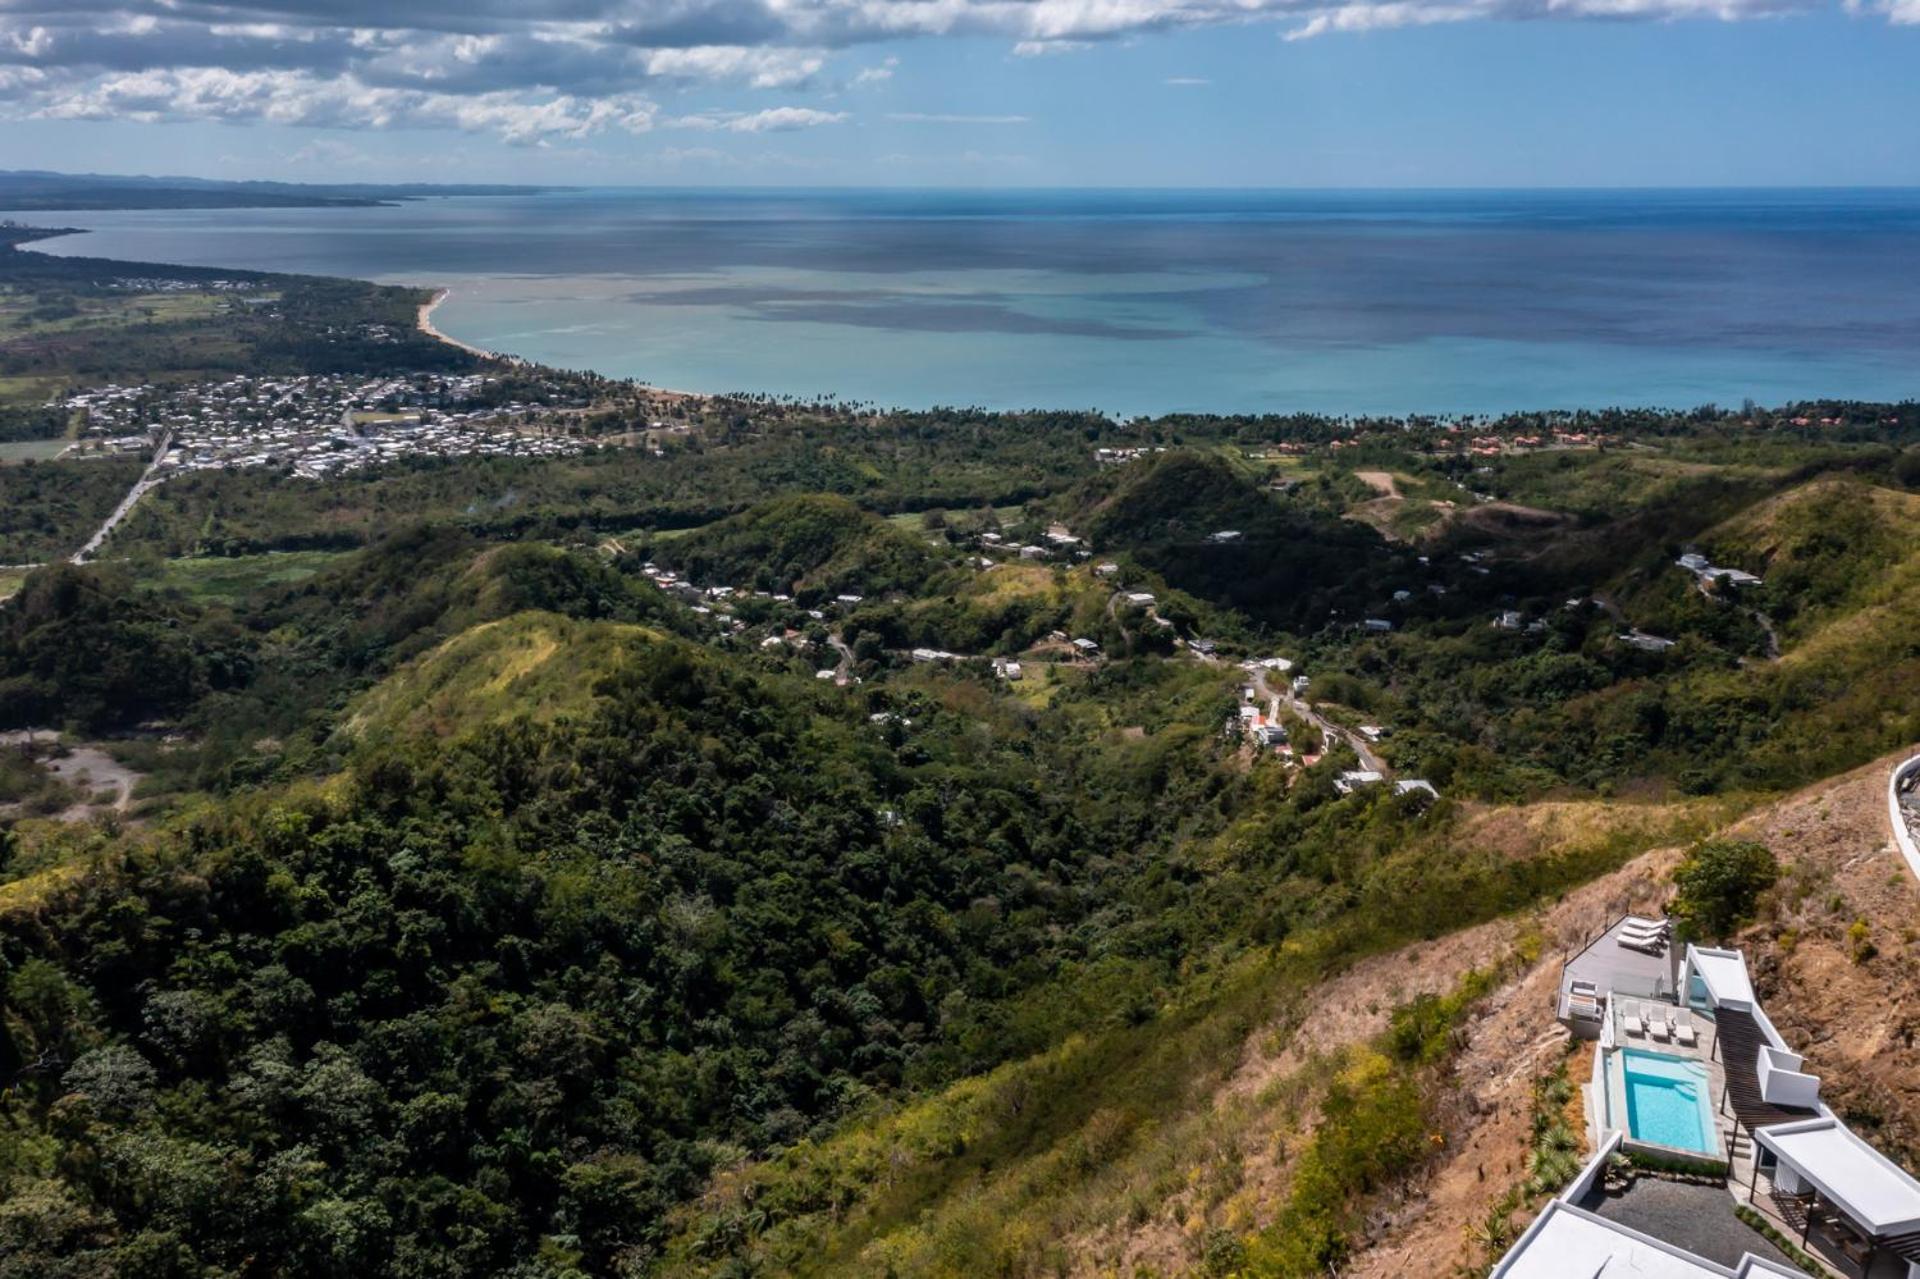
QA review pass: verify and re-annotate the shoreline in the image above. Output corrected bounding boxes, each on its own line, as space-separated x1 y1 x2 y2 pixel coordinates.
415 287 710 402
416 289 500 361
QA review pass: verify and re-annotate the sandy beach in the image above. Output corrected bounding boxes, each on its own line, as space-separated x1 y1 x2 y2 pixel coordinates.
416 289 498 360
415 288 709 401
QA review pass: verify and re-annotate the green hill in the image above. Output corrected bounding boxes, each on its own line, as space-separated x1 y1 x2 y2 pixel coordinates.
1073 450 1284 545
1068 450 1396 629
343 611 663 741
652 494 948 600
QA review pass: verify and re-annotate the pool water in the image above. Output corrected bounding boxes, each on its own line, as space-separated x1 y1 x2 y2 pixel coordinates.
1622 1049 1718 1154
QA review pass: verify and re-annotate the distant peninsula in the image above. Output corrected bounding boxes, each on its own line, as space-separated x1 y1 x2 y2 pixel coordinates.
0 169 557 212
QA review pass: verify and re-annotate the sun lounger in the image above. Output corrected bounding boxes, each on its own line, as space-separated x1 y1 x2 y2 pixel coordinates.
1618 933 1666 956
1624 915 1670 934
1648 1006 1672 1041
1672 1008 1697 1047
1621 1000 1646 1037
1619 920 1666 941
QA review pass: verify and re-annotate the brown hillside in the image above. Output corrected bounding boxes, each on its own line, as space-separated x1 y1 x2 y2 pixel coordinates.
1341 750 1920 1277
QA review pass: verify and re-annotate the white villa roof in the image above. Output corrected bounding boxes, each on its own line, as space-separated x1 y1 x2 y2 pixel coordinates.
1493 1201 1732 1279
1754 1118 1920 1236
1690 946 1756 1012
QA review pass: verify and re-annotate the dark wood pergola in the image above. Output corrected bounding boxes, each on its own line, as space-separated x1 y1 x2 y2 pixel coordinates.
1713 1008 1816 1131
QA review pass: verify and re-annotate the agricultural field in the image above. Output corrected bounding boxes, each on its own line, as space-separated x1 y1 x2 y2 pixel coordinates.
138 549 349 606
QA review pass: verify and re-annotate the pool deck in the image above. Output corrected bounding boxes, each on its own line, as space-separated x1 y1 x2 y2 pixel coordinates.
1605 1002 1729 1162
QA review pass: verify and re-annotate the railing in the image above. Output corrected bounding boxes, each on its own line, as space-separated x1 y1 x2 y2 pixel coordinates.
1558 969 1670 1021
1593 1006 1613 1132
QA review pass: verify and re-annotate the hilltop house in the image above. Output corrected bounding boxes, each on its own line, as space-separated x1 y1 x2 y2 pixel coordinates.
1539 923 1920 1279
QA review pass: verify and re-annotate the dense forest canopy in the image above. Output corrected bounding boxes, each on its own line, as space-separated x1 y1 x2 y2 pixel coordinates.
4 234 1920 1276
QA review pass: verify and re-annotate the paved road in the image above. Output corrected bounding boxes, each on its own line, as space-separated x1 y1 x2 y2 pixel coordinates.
71 433 171 565
1251 663 1390 776
828 632 855 678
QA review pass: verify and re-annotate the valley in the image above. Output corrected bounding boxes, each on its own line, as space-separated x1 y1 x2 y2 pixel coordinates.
2 225 1920 1278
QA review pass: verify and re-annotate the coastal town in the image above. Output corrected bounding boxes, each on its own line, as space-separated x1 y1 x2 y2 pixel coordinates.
57 371 603 478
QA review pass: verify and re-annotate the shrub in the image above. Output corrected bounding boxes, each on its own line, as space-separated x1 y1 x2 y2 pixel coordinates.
1669 838 1778 940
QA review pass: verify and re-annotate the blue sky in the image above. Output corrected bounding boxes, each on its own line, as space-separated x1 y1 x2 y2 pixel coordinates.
0 0 1916 187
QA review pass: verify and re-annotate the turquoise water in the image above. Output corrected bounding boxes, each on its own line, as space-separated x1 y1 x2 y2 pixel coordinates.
9 188 1920 416
1622 1048 1717 1154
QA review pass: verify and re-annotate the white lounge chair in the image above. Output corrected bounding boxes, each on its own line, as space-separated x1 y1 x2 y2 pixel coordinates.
1648 1006 1672 1041
1618 932 1666 956
1624 915 1671 935
1673 1008 1697 1047
1621 1000 1646 1037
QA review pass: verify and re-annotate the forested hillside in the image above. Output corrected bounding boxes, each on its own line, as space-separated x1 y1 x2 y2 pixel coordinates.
4 255 1920 1276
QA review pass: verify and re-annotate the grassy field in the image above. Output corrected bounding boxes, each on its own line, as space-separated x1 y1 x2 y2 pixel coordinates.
0 374 62 407
0 439 67 463
141 549 350 605
345 611 664 740
0 285 233 338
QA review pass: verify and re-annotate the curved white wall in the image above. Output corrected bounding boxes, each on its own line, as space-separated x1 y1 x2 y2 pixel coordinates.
1889 753 1920 883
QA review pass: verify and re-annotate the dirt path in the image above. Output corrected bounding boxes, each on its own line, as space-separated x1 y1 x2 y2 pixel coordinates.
0 730 144 821
1354 470 1402 499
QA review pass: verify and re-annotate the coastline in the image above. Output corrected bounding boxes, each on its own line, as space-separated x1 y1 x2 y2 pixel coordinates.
416 289 499 361
415 287 710 402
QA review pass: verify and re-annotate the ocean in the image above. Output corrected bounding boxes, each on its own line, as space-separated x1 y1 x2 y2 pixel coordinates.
11 187 1920 417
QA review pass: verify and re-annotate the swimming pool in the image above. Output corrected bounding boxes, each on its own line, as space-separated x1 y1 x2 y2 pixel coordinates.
1621 1048 1719 1155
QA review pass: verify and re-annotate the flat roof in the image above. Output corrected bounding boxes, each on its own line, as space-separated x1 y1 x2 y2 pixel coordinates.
1496 1202 1803 1279
1756 1118 1920 1235
1495 1201 1730 1278
1690 947 1755 1012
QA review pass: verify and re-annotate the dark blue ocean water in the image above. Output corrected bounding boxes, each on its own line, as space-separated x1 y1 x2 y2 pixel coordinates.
13 187 1920 415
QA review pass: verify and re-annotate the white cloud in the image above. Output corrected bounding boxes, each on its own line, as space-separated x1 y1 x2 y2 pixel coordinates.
31 67 661 143
1854 0 1920 19
673 105 849 131
637 46 825 89
1164 75 1210 84
886 111 1029 124
0 0 1902 140
1010 39 1094 56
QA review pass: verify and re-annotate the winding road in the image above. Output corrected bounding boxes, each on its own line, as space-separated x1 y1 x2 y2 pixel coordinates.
1250 663 1390 776
828 632 856 679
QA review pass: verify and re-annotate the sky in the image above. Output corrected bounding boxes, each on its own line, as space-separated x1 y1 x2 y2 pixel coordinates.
0 0 1916 187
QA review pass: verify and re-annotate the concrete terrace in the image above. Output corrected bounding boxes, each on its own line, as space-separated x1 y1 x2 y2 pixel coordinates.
1559 915 1682 1027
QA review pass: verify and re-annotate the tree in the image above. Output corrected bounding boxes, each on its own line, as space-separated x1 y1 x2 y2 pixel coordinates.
1669 838 1777 940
